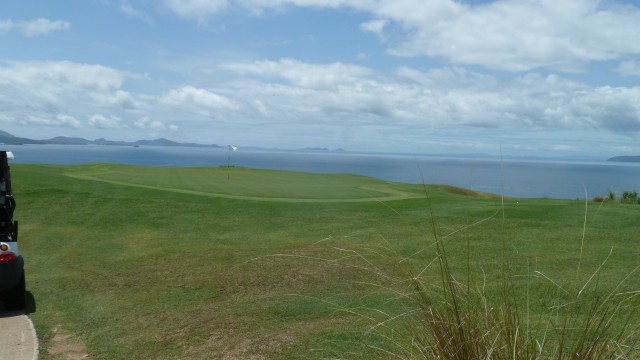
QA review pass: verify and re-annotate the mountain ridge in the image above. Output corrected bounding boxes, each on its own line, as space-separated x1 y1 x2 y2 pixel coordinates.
0 131 220 148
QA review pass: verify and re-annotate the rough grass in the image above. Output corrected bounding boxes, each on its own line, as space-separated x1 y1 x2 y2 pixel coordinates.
12 164 640 359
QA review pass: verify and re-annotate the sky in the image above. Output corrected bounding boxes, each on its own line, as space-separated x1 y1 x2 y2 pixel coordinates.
2 0 640 158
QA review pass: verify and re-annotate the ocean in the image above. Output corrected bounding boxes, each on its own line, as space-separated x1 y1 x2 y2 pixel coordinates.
4 144 640 199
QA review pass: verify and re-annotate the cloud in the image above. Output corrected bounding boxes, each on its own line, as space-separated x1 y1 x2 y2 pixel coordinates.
617 59 640 77
165 0 229 23
100 90 138 109
134 117 178 131
239 0 374 10
360 0 640 72
359 19 387 40
121 3 139 17
160 85 238 113
216 58 640 136
21 18 70 37
120 2 152 22
0 18 70 37
0 60 141 132
55 114 82 128
3 55 639 152
0 20 14 32
89 114 122 129
172 0 640 73
0 60 128 97
565 86 640 133
222 58 373 88
219 59 397 121
19 114 82 128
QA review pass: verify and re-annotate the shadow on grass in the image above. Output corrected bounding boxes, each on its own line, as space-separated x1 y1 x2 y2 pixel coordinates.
0 291 37 316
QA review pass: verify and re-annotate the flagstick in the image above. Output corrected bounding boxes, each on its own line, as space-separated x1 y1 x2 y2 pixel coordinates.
226 145 236 180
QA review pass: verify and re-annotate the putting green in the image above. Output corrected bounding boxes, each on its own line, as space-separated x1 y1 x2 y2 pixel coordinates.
64 164 425 203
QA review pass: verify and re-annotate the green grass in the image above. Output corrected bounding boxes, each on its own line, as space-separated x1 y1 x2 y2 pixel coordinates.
12 164 640 359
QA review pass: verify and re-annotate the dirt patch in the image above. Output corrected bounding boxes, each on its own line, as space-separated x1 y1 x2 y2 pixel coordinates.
440 185 504 199
220 334 296 360
45 325 90 360
183 331 296 360
441 185 479 196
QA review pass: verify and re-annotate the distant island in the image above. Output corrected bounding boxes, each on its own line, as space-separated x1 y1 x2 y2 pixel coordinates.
607 156 640 163
0 130 220 148
0 130 345 153
299 147 345 152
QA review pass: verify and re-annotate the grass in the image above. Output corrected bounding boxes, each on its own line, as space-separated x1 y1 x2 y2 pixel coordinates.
402 189 640 359
11 163 640 358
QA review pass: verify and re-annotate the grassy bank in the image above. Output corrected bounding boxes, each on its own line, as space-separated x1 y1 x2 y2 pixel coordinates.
12 164 640 358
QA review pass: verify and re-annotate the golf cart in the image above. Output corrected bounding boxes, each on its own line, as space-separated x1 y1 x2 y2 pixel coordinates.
0 151 24 311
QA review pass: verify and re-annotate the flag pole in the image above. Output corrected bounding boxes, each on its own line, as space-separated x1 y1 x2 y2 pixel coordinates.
227 145 236 180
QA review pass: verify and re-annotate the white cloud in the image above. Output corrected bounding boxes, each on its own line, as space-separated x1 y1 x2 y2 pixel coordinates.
120 2 143 17
253 99 268 115
215 58 640 136
165 0 229 23
89 114 122 129
121 3 139 17
0 61 142 133
566 86 640 133
219 59 397 122
239 0 375 10
0 61 130 117
134 117 178 131
3 53 639 153
0 18 69 37
0 20 14 32
396 66 499 91
120 2 152 22
55 114 82 128
617 59 640 77
177 0 640 73
364 0 640 72
21 18 70 37
160 85 238 113
19 114 82 128
99 90 138 109
0 60 126 90
222 58 373 88
359 19 387 40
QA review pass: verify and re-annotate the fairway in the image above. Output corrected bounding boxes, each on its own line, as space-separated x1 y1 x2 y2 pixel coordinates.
13 164 640 359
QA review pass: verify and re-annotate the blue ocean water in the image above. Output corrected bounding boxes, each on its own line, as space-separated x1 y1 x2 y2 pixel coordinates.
4 144 640 199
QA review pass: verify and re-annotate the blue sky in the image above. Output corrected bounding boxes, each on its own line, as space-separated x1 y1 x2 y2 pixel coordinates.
2 0 640 158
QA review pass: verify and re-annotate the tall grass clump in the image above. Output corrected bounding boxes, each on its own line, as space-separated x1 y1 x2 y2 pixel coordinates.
319 187 640 359
403 196 640 359
621 191 639 204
